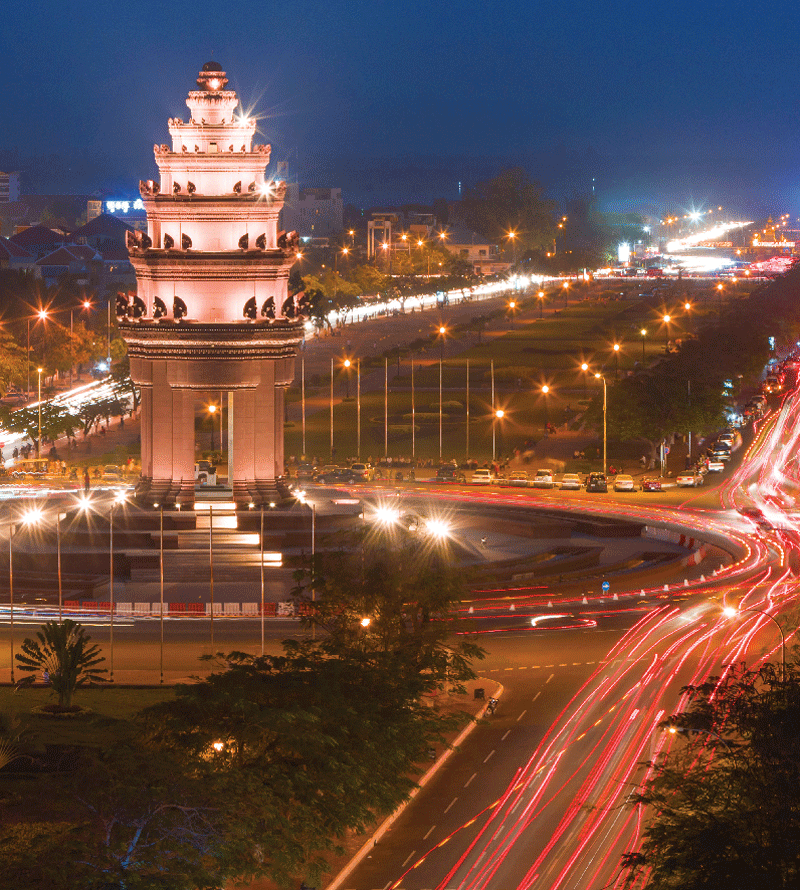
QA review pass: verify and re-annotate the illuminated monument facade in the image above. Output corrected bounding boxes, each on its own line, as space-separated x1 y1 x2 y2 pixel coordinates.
121 62 303 508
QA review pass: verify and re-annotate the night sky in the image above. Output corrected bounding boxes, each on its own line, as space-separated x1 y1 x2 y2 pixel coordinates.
3 1 799 214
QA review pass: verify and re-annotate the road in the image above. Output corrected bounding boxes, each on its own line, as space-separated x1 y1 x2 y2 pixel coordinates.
336 389 797 889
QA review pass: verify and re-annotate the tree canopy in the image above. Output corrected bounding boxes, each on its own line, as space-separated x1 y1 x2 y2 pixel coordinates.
622 659 800 889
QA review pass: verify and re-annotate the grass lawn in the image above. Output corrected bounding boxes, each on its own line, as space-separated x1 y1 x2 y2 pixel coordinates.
0 686 175 748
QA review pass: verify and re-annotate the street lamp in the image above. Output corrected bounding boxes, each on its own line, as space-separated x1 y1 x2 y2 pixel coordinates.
640 328 647 363
508 299 516 328
580 362 589 400
36 367 43 458
613 343 620 378
506 230 517 265
343 358 352 400
108 490 127 682
437 326 447 462
207 403 219 451
538 290 545 319
594 373 607 476
662 314 671 351
562 281 570 308
493 408 504 462
541 385 551 433
723 605 786 683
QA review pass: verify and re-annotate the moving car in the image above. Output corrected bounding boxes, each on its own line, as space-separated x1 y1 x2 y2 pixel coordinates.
706 458 725 473
471 468 494 485
709 444 731 462
435 466 466 483
505 471 531 487
295 462 317 482
585 472 608 493
102 464 124 482
613 474 636 492
560 473 583 490
641 477 662 492
314 465 352 484
677 470 704 487
533 469 555 489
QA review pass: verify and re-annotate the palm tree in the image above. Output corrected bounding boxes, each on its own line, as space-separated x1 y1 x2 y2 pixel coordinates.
15 619 107 708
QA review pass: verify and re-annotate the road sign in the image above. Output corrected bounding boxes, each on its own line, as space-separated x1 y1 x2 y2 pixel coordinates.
601 581 610 592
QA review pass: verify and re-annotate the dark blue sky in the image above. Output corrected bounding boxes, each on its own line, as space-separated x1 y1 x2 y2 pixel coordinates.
3 1 799 214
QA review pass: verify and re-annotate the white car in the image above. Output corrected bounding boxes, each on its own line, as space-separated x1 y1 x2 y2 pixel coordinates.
505 471 531 487
707 458 725 473
471 468 494 484
560 473 583 490
533 469 555 488
613 474 636 492
677 471 704 487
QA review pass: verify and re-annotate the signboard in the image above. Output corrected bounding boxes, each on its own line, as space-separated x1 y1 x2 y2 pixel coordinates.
601 581 610 592
752 240 795 248
106 199 145 214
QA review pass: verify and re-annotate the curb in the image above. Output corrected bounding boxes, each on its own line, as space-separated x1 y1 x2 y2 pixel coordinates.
324 679 504 890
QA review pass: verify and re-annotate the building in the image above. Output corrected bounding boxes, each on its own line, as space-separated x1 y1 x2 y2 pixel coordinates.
0 236 37 274
35 244 100 287
443 226 507 275
8 224 65 259
0 172 21 204
120 62 303 507
280 183 343 240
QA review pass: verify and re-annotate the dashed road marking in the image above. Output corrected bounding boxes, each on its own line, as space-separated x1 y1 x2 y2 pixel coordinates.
501 729 511 740
423 824 436 840
546 673 555 683
444 797 458 813
516 709 527 722
401 850 416 868
464 773 477 788
483 750 495 763
532 691 541 702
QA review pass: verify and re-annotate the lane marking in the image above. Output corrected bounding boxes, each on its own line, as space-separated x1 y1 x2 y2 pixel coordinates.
483 750 495 763
464 773 477 788
444 797 458 813
516 709 527 722
546 673 555 683
501 729 511 740
401 850 416 868
423 824 436 840
532 691 541 702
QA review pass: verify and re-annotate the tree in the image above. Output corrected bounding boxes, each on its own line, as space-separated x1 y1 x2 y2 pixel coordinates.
459 167 556 255
0 402 78 453
0 327 30 396
15 619 107 707
621 660 800 889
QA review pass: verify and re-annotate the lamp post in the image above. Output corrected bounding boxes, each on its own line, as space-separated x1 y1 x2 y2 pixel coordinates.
209 503 215 651
595 373 607 476
356 358 361 461
260 505 265 656
538 290 545 319
438 326 446 463
329 357 334 459
508 299 516 329
108 493 127 682
580 362 589 400
723 605 786 683
542 385 550 434
159 502 164 683
411 355 416 462
107 298 112 368
493 408 504 462
640 328 647 363
562 281 569 308
301 352 306 458
207 403 218 451
506 230 517 265
36 367 43 458
663 314 671 351
613 343 620 379
343 358 351 400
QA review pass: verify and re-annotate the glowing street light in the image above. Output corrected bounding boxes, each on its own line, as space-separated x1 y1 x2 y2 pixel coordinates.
538 290 545 319
541 384 551 432
207 403 220 451
508 299 516 328
640 328 647 363
506 230 517 264
562 280 569 307
437 325 448 462
493 408 505 461
595 373 607 476
662 314 672 351
580 361 590 399
36 367 43 458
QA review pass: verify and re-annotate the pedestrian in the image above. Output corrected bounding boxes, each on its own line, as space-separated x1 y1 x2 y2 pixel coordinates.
60 460 66 476
84 468 90 492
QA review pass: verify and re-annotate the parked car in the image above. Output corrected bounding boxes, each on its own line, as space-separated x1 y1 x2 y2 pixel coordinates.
102 464 124 482
505 471 531 487
349 462 374 482
677 470 704 487
435 466 466 483
314 465 351 484
641 477 663 492
533 469 555 488
295 462 317 482
471 468 494 485
707 458 725 473
613 474 636 492
585 472 608 493
560 473 583 490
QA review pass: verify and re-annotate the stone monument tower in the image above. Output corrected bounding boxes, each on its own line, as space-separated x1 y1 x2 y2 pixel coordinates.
121 62 303 509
